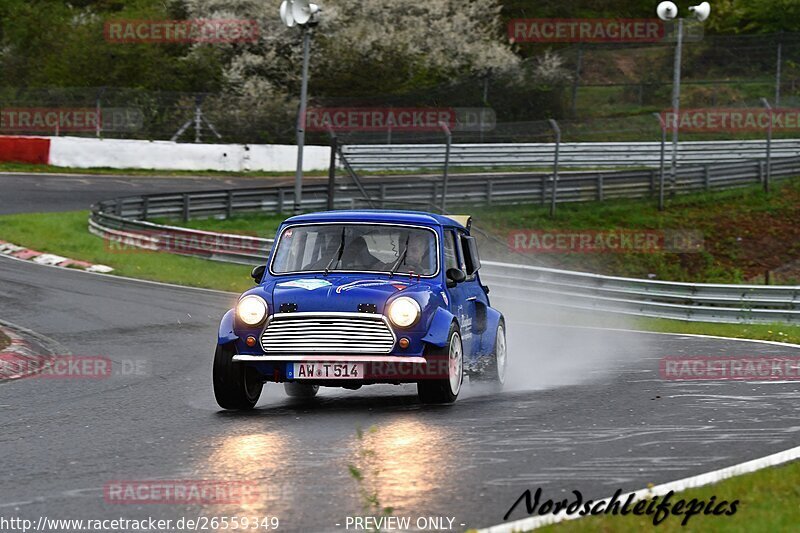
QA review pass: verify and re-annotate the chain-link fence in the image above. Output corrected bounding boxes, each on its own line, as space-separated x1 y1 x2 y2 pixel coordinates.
1 32 798 145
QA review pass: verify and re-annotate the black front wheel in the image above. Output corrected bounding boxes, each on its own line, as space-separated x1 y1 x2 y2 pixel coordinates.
213 343 263 410
418 323 463 404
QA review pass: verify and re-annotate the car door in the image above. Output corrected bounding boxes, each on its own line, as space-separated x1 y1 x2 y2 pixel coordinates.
458 231 491 357
443 228 476 358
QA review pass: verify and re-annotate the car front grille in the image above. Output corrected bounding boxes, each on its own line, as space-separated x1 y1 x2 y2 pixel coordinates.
260 312 396 354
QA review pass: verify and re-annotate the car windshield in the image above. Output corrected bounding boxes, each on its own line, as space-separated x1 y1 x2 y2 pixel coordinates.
271 224 438 276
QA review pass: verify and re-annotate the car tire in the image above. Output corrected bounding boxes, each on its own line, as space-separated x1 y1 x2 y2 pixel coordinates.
284 382 320 398
474 321 507 386
213 343 263 410
418 323 463 404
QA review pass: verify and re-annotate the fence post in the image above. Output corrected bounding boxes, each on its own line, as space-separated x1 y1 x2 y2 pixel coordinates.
570 44 583 118
548 119 561 217
439 121 452 213
761 97 773 194
327 132 338 211
653 112 667 211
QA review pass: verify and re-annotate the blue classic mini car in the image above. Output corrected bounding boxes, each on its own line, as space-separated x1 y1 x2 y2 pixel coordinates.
213 210 506 409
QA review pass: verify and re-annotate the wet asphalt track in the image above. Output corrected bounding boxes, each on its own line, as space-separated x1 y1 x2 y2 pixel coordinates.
1 254 799 531
0 173 289 215
1 172 799 530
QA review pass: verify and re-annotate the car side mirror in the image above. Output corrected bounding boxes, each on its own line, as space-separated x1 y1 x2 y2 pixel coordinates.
446 268 466 287
251 265 266 283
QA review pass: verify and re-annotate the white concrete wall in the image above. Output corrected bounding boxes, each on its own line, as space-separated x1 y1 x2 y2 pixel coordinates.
48 136 329 172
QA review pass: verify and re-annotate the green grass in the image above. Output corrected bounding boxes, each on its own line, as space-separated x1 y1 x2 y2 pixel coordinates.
0 211 253 293
638 318 800 345
0 330 9 352
535 459 800 532
464 176 800 284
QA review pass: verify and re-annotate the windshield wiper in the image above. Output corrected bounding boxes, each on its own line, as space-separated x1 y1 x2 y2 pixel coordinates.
324 227 346 276
388 234 410 277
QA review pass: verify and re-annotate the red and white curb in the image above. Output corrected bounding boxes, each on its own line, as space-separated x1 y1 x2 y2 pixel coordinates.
0 325 54 381
0 240 113 273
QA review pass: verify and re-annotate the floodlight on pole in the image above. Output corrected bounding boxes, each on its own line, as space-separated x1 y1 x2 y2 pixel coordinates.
280 0 320 214
657 2 711 194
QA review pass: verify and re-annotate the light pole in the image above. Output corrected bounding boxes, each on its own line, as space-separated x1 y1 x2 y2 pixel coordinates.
657 2 711 192
280 0 320 214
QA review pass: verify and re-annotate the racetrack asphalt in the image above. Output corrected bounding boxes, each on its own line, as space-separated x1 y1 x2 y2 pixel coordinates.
0 173 292 215
1 255 799 531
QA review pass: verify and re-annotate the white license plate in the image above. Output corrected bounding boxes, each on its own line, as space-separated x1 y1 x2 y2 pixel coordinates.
291 362 364 380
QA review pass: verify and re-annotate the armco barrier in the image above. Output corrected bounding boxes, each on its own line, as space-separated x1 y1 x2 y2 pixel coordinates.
0 136 51 165
89 156 800 324
342 139 800 170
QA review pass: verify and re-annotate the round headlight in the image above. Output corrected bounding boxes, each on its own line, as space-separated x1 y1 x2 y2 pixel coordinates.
237 295 268 326
388 297 421 328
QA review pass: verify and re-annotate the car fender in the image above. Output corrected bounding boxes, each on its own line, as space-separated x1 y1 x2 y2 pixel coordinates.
421 307 456 348
482 307 505 353
218 309 238 345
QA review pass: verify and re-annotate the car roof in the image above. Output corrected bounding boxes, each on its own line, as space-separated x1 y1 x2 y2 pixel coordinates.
283 210 466 228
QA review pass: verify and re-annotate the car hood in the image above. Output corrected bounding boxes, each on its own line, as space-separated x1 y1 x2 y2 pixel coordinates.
264 275 435 314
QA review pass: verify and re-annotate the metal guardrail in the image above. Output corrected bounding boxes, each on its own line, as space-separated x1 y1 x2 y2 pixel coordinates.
342 139 800 170
89 156 800 323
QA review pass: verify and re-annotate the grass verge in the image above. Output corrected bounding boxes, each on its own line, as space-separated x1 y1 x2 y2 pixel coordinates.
0 211 253 293
535 459 800 532
0 330 9 351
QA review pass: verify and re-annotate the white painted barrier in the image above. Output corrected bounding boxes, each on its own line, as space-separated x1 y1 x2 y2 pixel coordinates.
47 136 330 172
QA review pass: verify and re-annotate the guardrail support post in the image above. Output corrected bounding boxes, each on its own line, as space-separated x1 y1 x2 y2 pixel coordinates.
327 132 338 211
142 197 149 220
379 184 386 208
548 119 561 217
540 176 546 206
115 198 122 217
439 121 452 213
226 191 233 219
182 194 190 222
760 97 773 194
653 112 667 211
487 181 493 206
704 165 711 192
277 190 285 215
597 174 604 201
